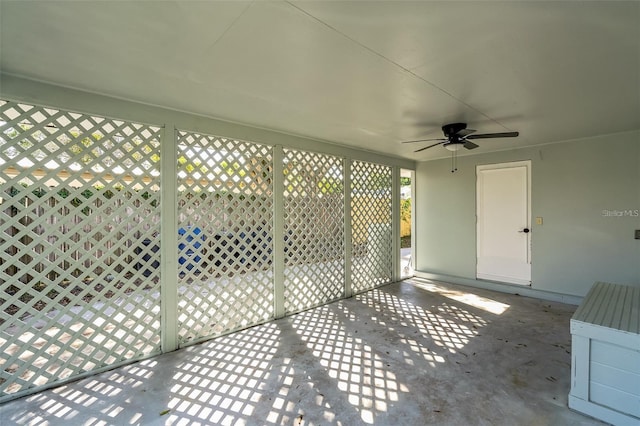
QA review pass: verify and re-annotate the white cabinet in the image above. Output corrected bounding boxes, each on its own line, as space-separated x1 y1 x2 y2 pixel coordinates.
569 282 640 425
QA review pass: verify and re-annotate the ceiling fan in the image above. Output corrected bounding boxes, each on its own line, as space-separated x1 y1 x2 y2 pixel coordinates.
402 122 519 153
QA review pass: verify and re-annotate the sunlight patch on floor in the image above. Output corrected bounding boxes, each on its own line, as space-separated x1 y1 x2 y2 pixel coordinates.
358 289 485 354
292 305 408 424
165 322 281 424
411 279 510 315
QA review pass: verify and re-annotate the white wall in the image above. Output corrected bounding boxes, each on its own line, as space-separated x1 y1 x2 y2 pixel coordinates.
415 131 640 299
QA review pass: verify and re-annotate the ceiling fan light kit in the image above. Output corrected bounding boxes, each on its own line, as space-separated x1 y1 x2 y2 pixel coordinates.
444 143 464 152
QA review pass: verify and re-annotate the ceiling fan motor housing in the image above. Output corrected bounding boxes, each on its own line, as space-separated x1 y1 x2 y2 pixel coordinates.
442 122 467 138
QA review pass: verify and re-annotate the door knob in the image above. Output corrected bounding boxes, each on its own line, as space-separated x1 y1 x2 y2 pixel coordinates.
518 228 530 233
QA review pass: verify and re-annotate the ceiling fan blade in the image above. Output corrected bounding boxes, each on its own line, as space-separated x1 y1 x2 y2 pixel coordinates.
466 131 519 140
463 141 479 150
456 128 476 137
414 141 445 152
401 138 445 144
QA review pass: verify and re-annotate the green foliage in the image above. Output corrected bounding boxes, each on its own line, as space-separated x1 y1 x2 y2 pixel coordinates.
317 176 344 194
7 182 159 214
350 171 393 194
401 198 411 222
32 187 48 198
400 177 411 186
368 172 392 191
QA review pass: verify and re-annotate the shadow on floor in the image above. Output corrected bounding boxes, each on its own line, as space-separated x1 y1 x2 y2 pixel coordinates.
0 278 603 425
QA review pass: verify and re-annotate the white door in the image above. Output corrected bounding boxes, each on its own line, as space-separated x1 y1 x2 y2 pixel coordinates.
476 161 531 285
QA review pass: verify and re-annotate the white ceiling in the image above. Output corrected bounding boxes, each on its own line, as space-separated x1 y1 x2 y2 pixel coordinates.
1 1 639 161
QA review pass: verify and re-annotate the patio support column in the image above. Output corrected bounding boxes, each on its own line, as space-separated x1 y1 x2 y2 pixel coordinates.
161 124 178 352
344 159 353 298
273 145 286 318
410 170 416 274
392 165 401 282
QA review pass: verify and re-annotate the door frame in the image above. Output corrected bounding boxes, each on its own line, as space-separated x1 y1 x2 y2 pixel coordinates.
476 160 532 285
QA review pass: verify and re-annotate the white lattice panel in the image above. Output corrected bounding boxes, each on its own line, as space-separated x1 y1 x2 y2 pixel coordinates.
351 161 393 293
0 100 162 401
283 149 344 314
176 131 274 345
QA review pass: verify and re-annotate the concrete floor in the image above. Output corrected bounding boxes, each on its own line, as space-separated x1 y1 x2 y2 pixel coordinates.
0 278 604 425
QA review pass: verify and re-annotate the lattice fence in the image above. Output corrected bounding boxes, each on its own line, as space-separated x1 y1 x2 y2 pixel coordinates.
0 100 162 400
176 131 274 345
283 149 345 314
0 99 400 402
351 161 393 293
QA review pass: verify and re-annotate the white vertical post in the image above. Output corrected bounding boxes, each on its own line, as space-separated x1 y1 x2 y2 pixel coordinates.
273 145 286 318
344 159 352 298
161 124 178 352
410 170 416 274
392 166 401 282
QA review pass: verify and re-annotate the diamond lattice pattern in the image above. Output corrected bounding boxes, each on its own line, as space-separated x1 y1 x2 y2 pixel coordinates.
176 131 274 345
283 149 345 314
351 161 393 293
0 100 162 400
